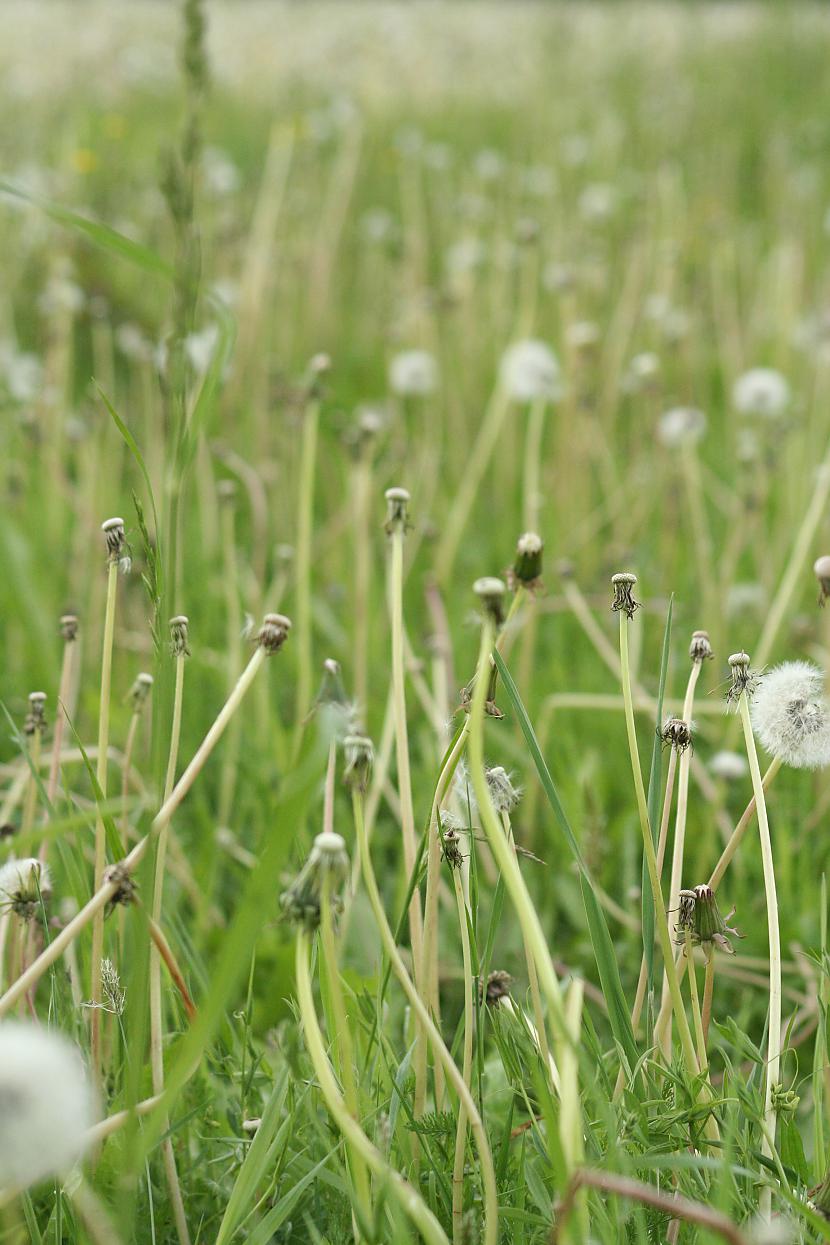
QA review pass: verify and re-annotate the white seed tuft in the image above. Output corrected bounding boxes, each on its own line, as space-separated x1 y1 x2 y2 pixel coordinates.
750 660 830 770
0 1021 96 1189
732 368 790 419
499 339 562 403
388 350 438 397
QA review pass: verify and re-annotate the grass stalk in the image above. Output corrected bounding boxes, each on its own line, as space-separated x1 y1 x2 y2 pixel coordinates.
450 858 474 1245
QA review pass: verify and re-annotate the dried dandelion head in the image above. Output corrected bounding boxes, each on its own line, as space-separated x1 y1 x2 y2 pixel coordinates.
257 614 292 655
675 884 742 954
0 858 52 920
611 572 640 619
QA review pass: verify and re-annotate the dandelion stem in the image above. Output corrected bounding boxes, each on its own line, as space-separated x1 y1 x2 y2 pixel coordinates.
0 645 268 1018
684 933 708 1072
737 690 781 1220
617 610 700 1081
659 660 702 1057
295 926 448 1245
450 864 474 1245
701 949 716 1050
294 391 320 751
351 788 499 1245
318 868 373 1232
91 557 119 1080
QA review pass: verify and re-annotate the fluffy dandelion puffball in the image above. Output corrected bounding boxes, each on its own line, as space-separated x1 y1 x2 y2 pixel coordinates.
750 660 830 769
499 339 561 402
0 858 51 910
388 349 438 397
732 367 790 419
0 1022 96 1189
656 406 707 448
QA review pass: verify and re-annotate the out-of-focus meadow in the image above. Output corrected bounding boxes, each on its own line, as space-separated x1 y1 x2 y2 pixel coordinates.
5 4 830 1242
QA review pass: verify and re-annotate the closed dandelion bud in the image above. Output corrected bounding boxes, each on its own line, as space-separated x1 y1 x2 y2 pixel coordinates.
511 531 543 590
439 826 464 870
814 555 830 606
750 660 830 769
60 614 79 642
0 858 52 920
726 651 755 703
810 1169 830 1220
129 672 153 710
611 571 640 618
257 613 292 655
24 692 47 736
661 717 692 753
384 485 410 533
485 765 522 812
675 884 742 954
473 576 507 627
482 970 513 1006
280 833 349 929
689 630 713 663
342 733 374 793
169 615 191 657
101 516 126 562
0 1021 97 1190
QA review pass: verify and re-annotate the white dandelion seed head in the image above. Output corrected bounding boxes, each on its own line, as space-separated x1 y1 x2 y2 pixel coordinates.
485 766 522 813
0 1021 96 1190
750 660 830 770
708 750 748 782
732 368 790 420
388 350 438 397
499 339 562 403
0 858 52 906
656 406 707 449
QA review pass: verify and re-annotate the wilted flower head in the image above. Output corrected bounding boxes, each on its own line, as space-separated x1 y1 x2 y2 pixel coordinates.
661 718 692 753
473 577 507 627
388 350 438 397
312 659 359 739
256 614 292 655
814 555 830 606
128 673 153 711
482 970 513 1006
343 733 373 793
499 339 562 403
732 368 790 419
0 858 51 919
675 884 742 954
750 660 830 769
280 832 349 929
485 766 522 813
510 531 543 589
611 572 640 619
689 630 713 663
656 406 707 449
24 692 47 736
0 1021 96 1190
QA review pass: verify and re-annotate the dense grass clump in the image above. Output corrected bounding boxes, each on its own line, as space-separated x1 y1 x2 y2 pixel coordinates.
5 3 830 1242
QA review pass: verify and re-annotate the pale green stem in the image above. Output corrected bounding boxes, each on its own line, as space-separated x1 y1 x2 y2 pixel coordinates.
21 729 42 836
523 395 548 532
218 499 243 826
738 691 781 1221
701 949 715 1051
450 865 474 1245
653 755 782 1052
294 394 320 751
502 809 552 1076
319 870 373 1230
352 450 373 716
149 648 190 1245
91 558 119 1080
434 385 512 585
388 522 427 1137
295 929 446 1245
352 790 498 1245
617 610 700 1082
684 932 708 1073
659 659 702 1058
0 645 268 1017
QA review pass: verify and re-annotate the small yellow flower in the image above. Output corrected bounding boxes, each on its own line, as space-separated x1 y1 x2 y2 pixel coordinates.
71 148 98 175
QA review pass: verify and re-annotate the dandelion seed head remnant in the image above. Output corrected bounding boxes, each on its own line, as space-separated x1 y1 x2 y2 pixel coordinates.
0 1021 96 1190
750 660 830 769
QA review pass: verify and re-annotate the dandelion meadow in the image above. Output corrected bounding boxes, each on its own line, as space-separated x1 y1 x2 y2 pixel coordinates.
5 3 830 1241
